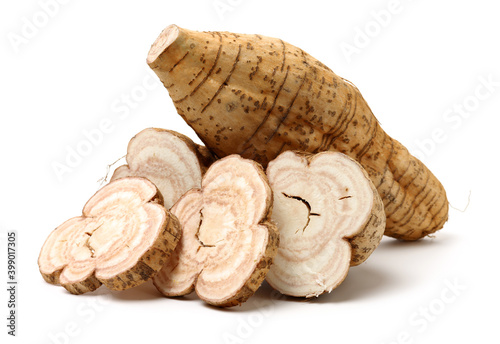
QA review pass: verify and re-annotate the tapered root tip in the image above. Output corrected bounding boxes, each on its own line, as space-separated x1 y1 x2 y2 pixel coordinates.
147 24 179 64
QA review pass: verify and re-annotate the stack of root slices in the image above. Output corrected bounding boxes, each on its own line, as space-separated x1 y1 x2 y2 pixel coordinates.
39 128 384 305
39 24 448 307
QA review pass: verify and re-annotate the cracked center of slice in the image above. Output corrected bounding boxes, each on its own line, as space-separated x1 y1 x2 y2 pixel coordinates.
266 151 385 297
38 177 180 294
153 155 279 307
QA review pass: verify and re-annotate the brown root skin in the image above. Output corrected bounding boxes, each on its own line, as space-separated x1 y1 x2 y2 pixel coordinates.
38 177 181 295
148 25 448 241
346 158 386 266
63 275 102 295
153 155 279 307
194 143 218 169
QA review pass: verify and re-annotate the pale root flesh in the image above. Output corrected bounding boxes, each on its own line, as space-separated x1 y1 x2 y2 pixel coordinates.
147 25 448 241
147 25 179 65
153 155 279 307
266 151 385 297
38 177 180 294
111 128 213 209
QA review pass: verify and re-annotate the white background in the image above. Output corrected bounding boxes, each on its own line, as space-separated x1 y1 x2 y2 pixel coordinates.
1 0 499 343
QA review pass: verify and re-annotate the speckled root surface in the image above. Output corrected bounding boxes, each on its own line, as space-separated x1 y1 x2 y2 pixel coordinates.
266 151 385 297
38 177 180 294
147 25 448 241
153 155 279 307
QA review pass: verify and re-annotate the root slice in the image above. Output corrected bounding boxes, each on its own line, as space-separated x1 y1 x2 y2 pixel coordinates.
153 155 279 307
266 151 385 297
110 128 214 209
38 177 181 294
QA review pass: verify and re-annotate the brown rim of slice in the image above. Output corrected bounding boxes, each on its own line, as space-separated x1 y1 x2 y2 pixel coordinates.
265 151 385 298
38 177 181 294
111 128 215 210
153 155 279 307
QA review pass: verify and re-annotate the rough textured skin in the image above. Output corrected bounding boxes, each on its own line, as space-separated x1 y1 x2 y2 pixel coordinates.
148 25 448 241
53 273 102 295
192 142 216 170
347 162 386 266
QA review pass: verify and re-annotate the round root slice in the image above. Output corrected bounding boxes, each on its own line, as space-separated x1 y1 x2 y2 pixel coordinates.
38 177 181 294
266 151 385 298
111 128 215 209
153 155 279 307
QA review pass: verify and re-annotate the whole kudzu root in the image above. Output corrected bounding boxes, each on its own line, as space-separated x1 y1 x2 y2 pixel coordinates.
153 155 279 307
38 177 180 294
147 24 448 241
111 128 214 209
266 151 385 297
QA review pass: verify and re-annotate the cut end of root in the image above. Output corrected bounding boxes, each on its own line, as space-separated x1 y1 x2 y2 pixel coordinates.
147 24 179 65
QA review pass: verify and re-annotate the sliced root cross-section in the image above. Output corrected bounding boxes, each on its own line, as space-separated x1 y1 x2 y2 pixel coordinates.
38 177 181 294
111 128 214 209
153 155 279 307
266 151 385 297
